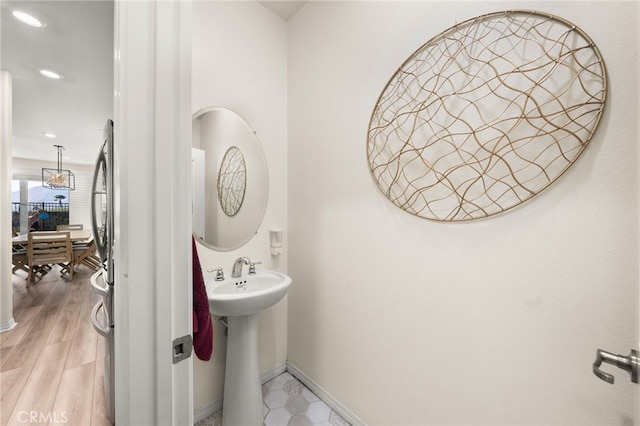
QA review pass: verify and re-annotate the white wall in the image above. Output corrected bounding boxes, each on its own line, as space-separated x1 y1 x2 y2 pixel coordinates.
191 1 289 413
287 2 639 425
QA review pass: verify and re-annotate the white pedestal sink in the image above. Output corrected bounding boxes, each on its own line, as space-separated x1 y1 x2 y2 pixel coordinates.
206 269 292 426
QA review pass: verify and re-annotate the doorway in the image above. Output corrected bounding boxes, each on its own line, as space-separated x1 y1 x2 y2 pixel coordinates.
2 1 115 423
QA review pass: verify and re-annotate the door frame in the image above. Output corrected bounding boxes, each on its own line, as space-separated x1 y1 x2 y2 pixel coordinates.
113 1 193 424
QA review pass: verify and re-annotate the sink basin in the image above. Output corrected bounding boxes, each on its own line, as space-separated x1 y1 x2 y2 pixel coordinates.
205 269 292 316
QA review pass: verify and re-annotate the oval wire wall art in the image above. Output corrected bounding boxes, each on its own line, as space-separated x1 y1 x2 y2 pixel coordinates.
367 10 607 221
217 146 247 217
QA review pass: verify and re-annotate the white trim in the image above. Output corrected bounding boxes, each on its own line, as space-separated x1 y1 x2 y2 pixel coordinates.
193 399 223 424
262 362 288 384
193 363 288 423
0 318 17 333
1 71 14 331
114 1 192 424
286 361 366 426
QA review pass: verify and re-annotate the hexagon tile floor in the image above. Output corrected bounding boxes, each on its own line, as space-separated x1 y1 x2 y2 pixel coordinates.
195 371 350 426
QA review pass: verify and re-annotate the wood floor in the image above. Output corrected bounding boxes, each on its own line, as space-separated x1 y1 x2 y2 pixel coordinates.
1 265 111 426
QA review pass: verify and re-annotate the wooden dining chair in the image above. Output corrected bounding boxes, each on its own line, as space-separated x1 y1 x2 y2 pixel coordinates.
73 238 102 272
12 248 29 274
27 231 74 285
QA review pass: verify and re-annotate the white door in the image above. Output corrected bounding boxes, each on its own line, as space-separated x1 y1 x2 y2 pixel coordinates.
113 1 193 424
590 171 640 420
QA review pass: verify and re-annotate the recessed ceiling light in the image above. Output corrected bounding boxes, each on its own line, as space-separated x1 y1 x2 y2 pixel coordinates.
40 69 62 80
12 10 43 28
43 132 57 138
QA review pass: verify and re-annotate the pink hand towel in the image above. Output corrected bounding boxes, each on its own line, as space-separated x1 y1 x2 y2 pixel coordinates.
192 236 213 361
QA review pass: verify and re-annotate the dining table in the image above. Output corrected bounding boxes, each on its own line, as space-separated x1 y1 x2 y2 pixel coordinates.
12 229 93 246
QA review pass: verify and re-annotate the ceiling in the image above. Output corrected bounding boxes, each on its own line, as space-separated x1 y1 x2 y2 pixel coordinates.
1 0 114 166
259 1 307 21
1 0 305 167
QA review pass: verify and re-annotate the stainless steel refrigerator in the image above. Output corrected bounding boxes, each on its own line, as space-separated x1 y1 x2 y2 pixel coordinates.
90 119 115 423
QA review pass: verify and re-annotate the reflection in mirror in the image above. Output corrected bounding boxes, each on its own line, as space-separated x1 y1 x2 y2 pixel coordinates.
192 107 268 252
217 146 246 217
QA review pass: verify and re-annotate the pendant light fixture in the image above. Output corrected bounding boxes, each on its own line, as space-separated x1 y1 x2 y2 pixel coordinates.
42 145 75 190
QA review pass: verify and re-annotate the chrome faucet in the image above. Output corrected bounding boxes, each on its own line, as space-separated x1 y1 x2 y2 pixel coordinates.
231 257 250 278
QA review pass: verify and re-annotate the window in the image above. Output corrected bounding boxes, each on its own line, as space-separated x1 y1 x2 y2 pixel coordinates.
11 180 69 232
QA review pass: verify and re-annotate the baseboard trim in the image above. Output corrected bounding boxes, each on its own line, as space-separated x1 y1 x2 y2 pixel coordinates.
193 362 288 423
262 362 288 383
0 318 17 333
193 398 222 424
286 361 365 426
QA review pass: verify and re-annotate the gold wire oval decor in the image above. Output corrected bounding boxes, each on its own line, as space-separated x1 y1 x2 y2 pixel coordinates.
367 11 607 221
217 146 247 217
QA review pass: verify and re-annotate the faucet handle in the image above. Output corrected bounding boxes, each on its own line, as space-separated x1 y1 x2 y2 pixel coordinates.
248 262 261 275
207 267 225 281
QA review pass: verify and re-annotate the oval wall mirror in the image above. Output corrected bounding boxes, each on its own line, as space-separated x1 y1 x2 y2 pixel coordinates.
192 107 269 251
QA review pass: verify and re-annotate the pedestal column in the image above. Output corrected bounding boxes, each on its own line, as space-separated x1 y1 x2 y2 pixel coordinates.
223 314 263 426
